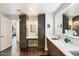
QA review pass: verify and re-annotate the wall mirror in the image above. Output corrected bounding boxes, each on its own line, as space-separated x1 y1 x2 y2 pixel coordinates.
55 3 79 36
30 24 36 33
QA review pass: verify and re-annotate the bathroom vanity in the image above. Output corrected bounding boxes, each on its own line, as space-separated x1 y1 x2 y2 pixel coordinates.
47 35 79 56
47 38 65 56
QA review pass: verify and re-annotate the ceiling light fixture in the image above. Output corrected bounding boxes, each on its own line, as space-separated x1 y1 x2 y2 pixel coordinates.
29 8 33 11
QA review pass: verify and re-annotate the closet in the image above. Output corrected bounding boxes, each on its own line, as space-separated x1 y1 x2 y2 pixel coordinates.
38 14 45 49
19 14 28 50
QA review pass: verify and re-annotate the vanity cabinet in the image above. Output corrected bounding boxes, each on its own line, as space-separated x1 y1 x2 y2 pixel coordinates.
47 38 65 56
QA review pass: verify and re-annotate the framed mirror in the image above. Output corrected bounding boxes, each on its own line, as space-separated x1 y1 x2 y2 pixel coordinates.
30 24 36 33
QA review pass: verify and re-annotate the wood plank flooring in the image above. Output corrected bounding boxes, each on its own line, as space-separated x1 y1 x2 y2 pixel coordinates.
0 46 48 56
0 37 48 56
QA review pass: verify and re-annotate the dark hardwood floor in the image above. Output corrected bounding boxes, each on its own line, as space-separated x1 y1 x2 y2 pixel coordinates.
0 37 48 56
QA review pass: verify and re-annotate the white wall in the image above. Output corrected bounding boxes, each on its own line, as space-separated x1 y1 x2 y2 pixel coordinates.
45 13 54 50
45 13 54 36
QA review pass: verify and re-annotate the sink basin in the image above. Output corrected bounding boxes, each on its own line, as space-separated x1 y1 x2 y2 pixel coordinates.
70 51 79 56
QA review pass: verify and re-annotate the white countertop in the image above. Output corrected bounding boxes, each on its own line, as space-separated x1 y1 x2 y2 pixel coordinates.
47 35 79 56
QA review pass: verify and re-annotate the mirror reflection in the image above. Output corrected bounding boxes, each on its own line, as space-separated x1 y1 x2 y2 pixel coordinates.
55 4 79 36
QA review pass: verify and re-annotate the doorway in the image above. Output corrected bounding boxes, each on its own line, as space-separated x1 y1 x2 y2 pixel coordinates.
11 20 20 55
0 19 20 56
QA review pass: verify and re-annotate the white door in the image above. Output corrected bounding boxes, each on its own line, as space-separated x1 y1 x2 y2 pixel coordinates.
0 16 12 51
